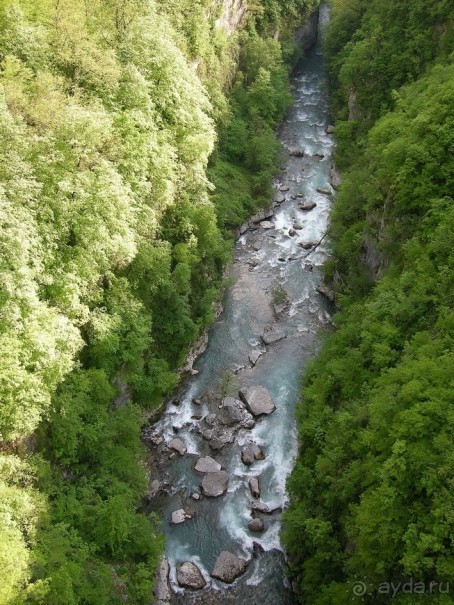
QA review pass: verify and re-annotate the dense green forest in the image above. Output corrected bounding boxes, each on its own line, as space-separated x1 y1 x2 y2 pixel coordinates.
0 0 319 602
283 0 454 603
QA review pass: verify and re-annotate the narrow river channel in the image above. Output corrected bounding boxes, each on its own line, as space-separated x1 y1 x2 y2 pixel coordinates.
147 6 334 603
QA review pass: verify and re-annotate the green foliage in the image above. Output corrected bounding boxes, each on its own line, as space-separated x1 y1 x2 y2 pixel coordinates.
210 29 292 232
0 0 318 601
324 0 454 120
271 287 288 305
284 3 454 603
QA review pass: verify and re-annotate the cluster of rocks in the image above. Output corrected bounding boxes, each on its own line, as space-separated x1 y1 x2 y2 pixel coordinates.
171 550 251 592
150 324 288 595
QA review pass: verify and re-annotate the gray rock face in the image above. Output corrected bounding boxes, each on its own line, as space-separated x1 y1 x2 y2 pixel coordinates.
202 471 229 497
325 124 335 134
202 428 214 441
316 187 333 196
209 435 230 451
279 185 290 192
211 551 248 583
261 325 286 345
248 518 264 532
250 207 274 224
249 350 262 366
274 193 286 204
330 165 342 189
204 413 217 426
316 282 335 303
195 456 222 473
260 220 274 230
154 557 171 604
168 438 187 455
294 8 319 50
249 477 260 499
177 562 207 590
299 201 316 211
239 386 276 416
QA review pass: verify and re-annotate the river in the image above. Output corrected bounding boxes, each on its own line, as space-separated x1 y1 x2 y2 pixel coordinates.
146 5 333 603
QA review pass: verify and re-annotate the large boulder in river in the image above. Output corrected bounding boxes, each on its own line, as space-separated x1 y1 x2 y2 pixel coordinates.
241 447 255 466
261 325 286 345
177 562 206 590
168 437 187 455
249 350 262 366
249 207 274 224
241 443 265 465
260 220 274 230
171 509 188 524
239 386 276 416
217 397 243 425
248 518 264 533
218 396 255 429
202 471 229 497
299 201 316 211
211 551 248 583
195 456 221 473
288 147 305 157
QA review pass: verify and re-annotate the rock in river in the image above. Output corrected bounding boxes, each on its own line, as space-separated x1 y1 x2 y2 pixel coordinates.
249 207 274 224
299 201 316 211
260 220 274 230
171 509 188 524
249 350 262 366
241 443 265 466
211 551 248 583
239 386 276 416
248 518 264 533
261 325 286 345
249 477 260 499
202 471 229 497
177 562 207 590
195 456 222 473
168 437 187 455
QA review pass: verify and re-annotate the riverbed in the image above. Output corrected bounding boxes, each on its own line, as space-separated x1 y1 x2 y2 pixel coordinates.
146 6 333 603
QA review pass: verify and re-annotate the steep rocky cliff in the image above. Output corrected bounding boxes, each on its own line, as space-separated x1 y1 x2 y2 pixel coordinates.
216 0 249 33
294 8 319 50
